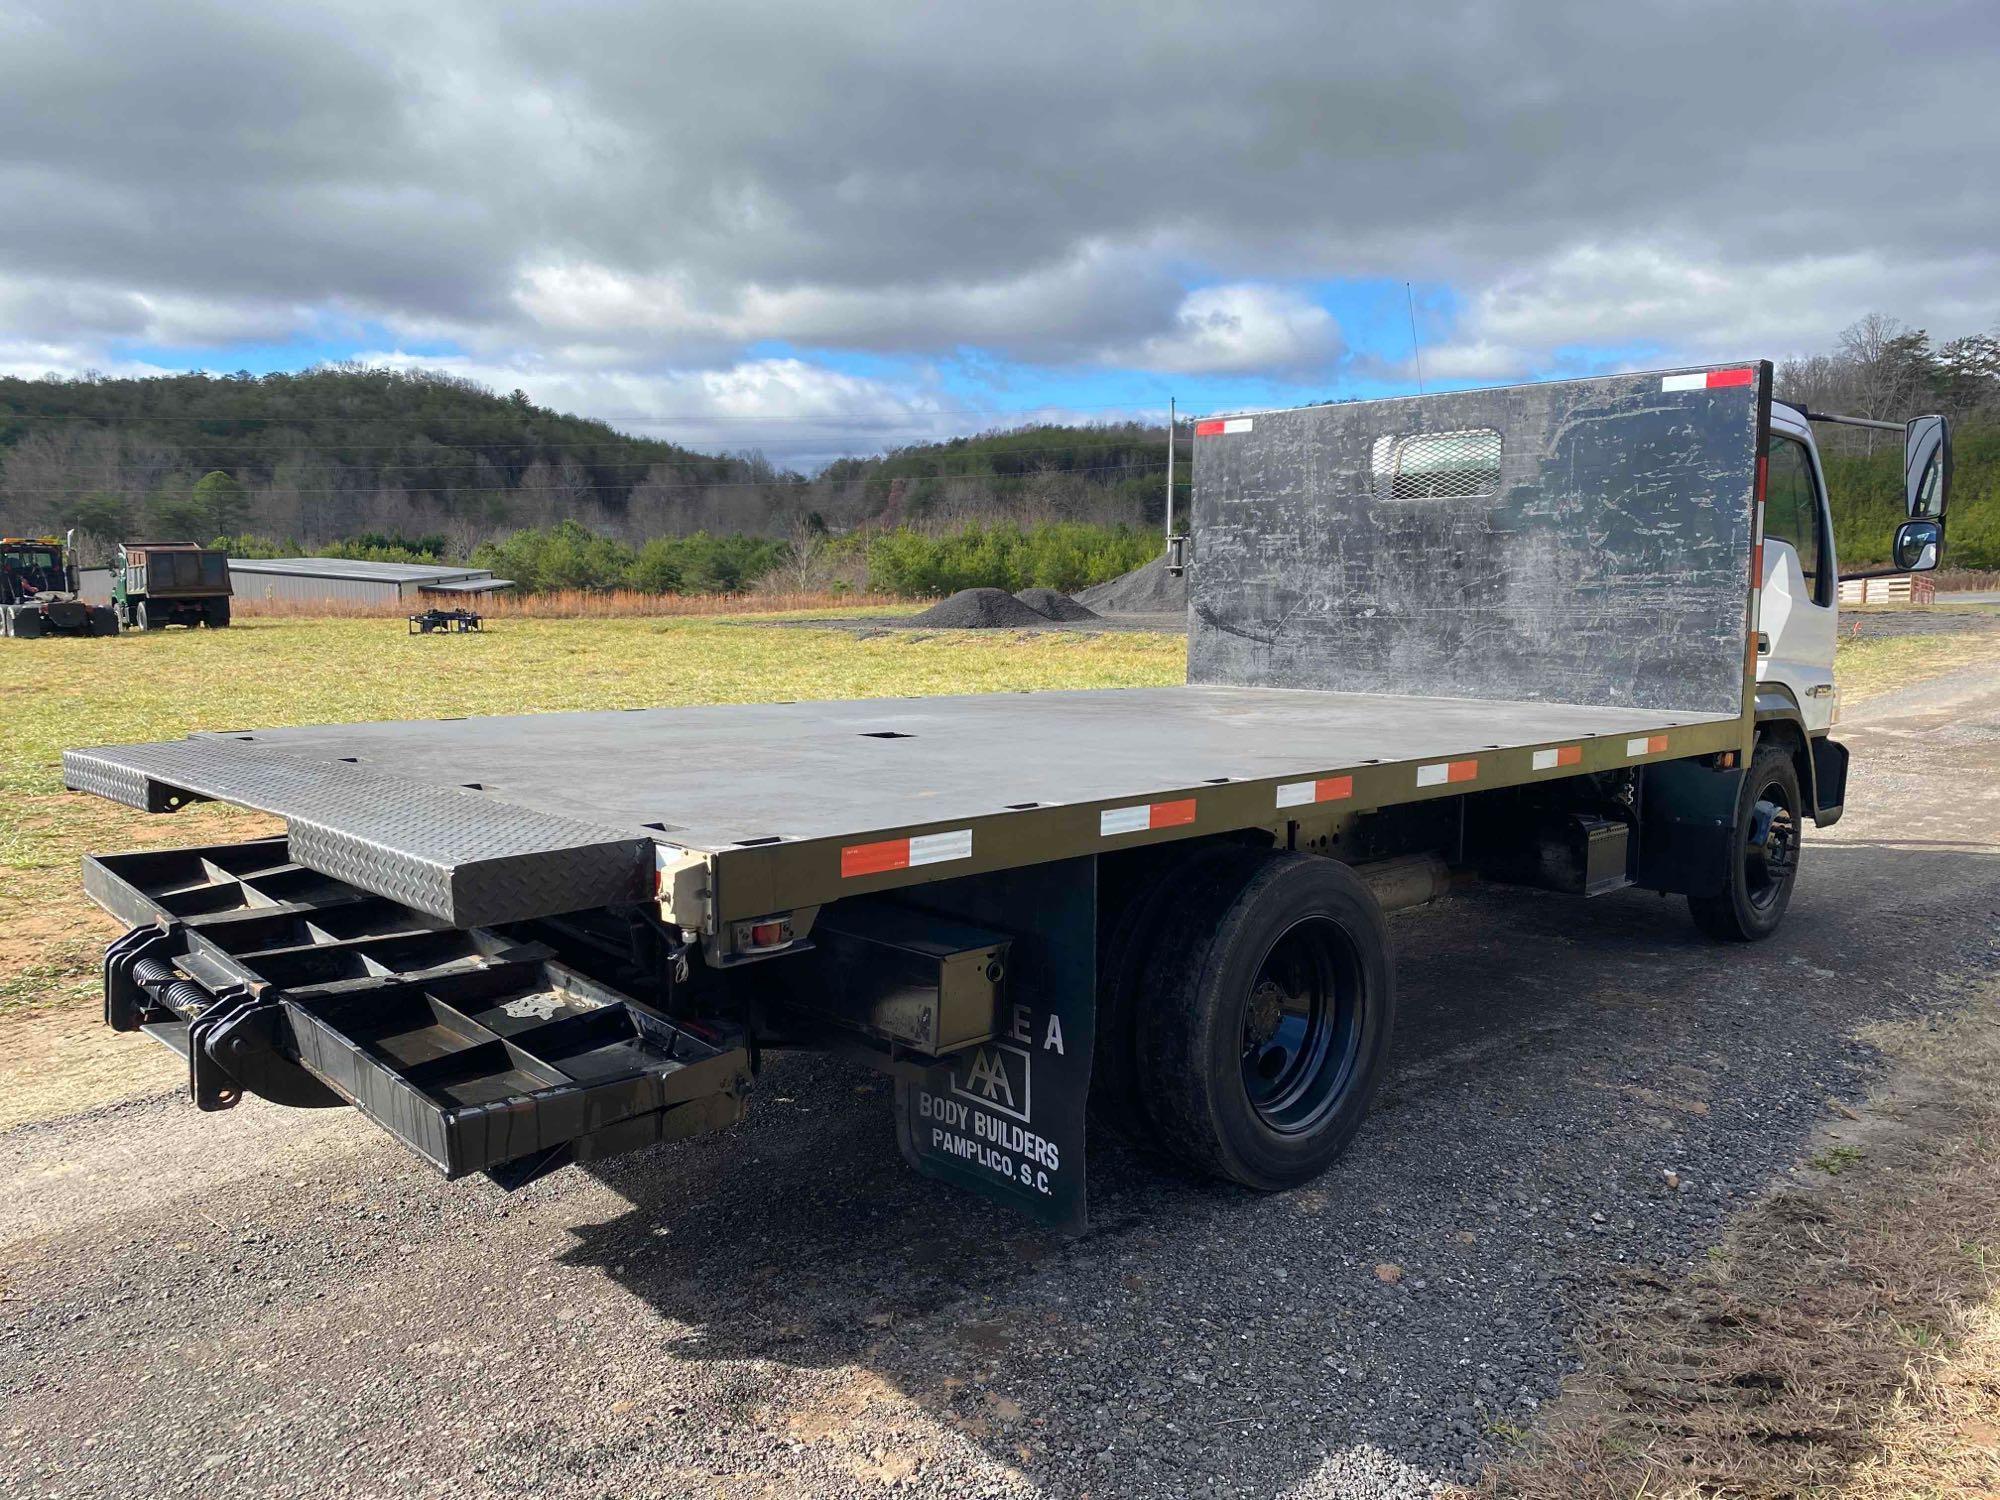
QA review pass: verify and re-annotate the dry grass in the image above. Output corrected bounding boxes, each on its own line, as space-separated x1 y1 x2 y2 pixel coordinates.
233 587 909 619
1831 631 2000 704
1470 991 2000 1499
1934 570 2000 592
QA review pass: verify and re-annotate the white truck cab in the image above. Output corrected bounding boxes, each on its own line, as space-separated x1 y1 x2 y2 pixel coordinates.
1758 404 1840 732
1754 398 1952 822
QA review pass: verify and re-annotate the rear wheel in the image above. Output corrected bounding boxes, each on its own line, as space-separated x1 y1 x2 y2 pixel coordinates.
1138 852 1395 1190
136 601 159 631
1689 744 1801 941
206 597 231 628
1092 843 1256 1139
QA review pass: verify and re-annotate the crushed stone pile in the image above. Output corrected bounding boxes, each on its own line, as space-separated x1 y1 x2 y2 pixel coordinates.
1013 587 1099 622
1076 555 1188 614
907 587 1055 628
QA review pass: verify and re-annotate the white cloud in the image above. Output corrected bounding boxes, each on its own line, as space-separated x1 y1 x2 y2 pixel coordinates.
1413 242 2000 384
351 350 980 467
1123 283 1343 375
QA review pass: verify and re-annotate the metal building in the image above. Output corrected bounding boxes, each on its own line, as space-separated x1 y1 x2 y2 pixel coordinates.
76 557 516 607
224 558 515 605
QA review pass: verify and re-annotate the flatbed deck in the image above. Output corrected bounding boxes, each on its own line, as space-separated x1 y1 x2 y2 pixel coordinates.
66 686 1741 928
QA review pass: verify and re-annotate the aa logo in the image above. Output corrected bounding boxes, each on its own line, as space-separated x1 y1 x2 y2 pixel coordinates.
951 1041 1032 1124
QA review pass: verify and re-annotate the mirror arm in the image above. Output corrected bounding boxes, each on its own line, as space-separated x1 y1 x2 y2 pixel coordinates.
1802 409 1906 433
1836 566 1908 583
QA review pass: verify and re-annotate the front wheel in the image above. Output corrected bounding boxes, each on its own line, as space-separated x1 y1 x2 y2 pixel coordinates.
1138 852 1396 1190
1689 744 1802 941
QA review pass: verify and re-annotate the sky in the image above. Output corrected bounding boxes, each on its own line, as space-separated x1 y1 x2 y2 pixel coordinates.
1 0 1996 468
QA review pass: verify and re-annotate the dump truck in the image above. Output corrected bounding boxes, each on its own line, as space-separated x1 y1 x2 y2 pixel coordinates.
111 541 233 629
62 364 1951 1233
1 532 119 637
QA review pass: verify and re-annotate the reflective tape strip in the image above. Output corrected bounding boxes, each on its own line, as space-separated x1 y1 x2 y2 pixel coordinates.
1625 734 1670 757
1532 745 1583 771
1194 417 1254 436
1416 759 1479 788
1662 368 1755 392
1099 799 1198 837
840 828 973 878
1275 775 1354 808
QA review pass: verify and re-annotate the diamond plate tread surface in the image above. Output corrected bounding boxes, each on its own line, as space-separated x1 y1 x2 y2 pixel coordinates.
63 739 650 925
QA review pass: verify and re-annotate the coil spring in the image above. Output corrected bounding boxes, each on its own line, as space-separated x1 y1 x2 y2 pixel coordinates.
131 956 210 1015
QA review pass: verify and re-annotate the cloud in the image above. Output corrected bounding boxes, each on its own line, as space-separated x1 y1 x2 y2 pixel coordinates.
1124 284 1344 375
352 350 1001 467
0 0 1995 415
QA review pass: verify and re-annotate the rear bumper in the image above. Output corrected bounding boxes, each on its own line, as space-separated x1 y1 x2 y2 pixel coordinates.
91 836 750 1188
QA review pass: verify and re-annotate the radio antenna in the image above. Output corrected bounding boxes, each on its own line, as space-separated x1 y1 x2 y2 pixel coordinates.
1406 282 1426 395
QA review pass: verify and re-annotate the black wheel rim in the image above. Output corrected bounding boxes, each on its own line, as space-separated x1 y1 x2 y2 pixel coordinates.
1238 916 1365 1135
1744 777 1799 911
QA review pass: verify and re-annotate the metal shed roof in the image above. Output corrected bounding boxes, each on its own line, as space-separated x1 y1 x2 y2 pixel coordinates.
225 558 490 584
418 577 516 594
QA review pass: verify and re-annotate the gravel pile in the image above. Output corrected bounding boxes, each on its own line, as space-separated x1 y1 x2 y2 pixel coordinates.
1013 588 1099 622
907 587 1056 628
1077 555 1188 615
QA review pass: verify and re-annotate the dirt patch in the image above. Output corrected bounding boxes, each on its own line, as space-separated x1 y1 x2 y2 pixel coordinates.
0 996 182 1131
1471 987 2000 1499
1011 588 1098 622
907 588 1060 628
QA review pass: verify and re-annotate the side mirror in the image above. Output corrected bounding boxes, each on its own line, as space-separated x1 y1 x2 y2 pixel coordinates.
1893 518 1942 573
1904 415 1950 517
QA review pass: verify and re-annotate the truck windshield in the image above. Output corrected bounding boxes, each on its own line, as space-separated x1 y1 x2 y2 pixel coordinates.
2 547 65 596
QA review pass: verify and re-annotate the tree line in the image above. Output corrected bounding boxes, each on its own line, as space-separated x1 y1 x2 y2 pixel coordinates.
0 365 1174 560
0 315 1993 576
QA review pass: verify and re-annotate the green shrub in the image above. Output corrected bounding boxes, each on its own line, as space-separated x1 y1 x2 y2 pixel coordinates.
866 522 1163 597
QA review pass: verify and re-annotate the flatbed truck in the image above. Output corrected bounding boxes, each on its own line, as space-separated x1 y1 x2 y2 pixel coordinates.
62 364 1952 1232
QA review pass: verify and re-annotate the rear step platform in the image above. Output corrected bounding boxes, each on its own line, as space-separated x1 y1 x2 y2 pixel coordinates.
89 836 750 1187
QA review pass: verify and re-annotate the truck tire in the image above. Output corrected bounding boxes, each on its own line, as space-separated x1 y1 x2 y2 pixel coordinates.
1092 842 1256 1140
136 602 158 631
89 606 119 637
206 597 231 628
1688 744 1801 942
1137 851 1396 1191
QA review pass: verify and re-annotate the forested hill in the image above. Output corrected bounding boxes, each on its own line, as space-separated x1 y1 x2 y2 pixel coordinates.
0 368 1174 556
0 368 793 553
2 317 1995 571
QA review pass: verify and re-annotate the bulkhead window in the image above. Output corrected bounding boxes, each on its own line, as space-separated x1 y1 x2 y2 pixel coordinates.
1371 428 1502 501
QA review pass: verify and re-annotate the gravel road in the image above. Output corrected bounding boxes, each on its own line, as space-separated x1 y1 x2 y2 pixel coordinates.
6 665 2000 1499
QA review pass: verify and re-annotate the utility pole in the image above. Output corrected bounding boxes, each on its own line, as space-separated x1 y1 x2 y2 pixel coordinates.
1165 396 1176 539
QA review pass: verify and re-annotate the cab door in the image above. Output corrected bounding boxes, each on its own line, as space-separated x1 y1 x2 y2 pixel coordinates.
1757 415 1838 731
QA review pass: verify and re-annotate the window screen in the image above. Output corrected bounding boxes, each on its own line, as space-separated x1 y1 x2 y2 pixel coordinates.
1370 428 1502 501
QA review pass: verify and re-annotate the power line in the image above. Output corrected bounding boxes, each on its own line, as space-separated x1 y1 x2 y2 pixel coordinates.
0 397 1186 428
5 459 1176 503
0 433 1193 470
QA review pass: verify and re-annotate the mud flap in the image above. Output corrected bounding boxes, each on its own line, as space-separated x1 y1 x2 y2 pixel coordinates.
1635 759 1745 897
893 858 1096 1236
